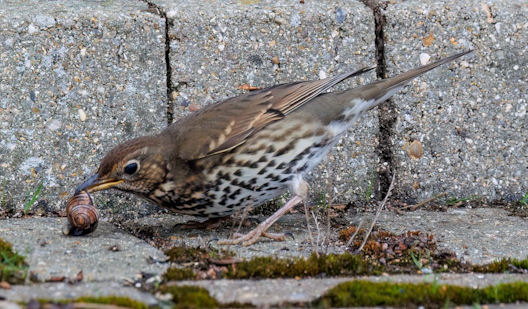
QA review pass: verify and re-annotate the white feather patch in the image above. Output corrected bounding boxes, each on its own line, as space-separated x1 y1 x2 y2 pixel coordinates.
327 98 375 136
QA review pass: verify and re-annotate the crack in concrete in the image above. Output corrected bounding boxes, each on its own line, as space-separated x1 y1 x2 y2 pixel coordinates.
140 0 175 125
361 0 397 199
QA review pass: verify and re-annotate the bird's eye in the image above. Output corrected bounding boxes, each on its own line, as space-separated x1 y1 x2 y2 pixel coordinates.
124 161 139 175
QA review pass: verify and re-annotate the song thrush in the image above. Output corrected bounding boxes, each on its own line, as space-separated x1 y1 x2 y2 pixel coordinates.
76 51 471 245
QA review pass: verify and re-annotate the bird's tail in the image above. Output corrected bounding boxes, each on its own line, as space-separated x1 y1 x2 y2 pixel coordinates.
355 50 473 107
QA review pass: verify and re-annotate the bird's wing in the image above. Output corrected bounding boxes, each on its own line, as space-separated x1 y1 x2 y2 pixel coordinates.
169 67 375 160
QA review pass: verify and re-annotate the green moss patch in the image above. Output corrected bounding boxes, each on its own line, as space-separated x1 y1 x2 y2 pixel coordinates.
226 253 378 279
34 296 148 309
159 285 252 308
164 245 236 281
0 238 28 284
165 245 233 264
163 244 379 281
164 267 197 281
159 285 219 308
474 257 528 273
162 233 528 282
75 296 148 309
315 280 528 308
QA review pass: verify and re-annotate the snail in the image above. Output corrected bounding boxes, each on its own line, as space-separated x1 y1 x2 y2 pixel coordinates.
62 190 99 236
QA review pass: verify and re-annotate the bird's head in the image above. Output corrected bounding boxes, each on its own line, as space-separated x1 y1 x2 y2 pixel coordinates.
76 136 169 195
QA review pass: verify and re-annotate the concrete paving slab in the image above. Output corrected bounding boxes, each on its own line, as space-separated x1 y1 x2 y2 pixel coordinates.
0 0 166 216
127 206 528 264
123 212 329 259
0 282 159 305
177 273 528 306
0 209 527 305
373 207 528 265
152 0 378 204
0 217 168 282
382 0 528 203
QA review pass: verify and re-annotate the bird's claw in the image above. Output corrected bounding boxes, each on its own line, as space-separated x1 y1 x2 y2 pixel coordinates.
218 228 287 246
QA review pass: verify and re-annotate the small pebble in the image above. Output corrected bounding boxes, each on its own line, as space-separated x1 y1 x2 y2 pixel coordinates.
290 13 301 27
0 281 11 290
408 140 423 159
318 70 327 80
336 7 346 23
419 53 431 65
27 24 38 34
47 119 61 131
513 65 519 70
78 109 87 122
421 267 433 274
274 17 286 25
271 56 280 64
108 244 121 252
189 104 201 112
169 90 179 101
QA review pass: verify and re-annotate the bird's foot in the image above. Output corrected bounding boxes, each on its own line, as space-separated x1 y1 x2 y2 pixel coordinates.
217 195 304 246
217 225 285 246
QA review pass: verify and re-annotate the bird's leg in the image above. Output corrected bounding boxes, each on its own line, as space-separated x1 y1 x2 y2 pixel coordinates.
217 195 304 246
218 176 309 246
231 232 290 241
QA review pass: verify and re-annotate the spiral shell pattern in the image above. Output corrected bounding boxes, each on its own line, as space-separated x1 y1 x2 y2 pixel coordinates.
63 191 99 236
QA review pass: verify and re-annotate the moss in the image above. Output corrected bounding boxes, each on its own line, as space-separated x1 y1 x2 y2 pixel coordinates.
162 245 528 282
75 296 148 309
166 246 208 264
35 296 148 309
226 252 379 279
164 267 197 281
0 238 28 284
160 285 219 309
164 245 236 281
165 245 233 264
473 257 528 273
315 280 528 308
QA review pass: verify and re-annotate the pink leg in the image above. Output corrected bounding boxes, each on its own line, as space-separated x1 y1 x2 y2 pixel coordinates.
217 195 303 246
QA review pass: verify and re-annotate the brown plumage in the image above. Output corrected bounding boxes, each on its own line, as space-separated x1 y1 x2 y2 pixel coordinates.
76 51 471 245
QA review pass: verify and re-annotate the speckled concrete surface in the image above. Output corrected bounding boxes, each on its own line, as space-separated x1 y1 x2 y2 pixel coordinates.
383 0 528 203
372 207 528 264
0 217 168 282
151 0 379 205
0 282 159 305
125 206 528 265
122 211 338 259
1 208 527 305
0 0 166 215
178 273 528 306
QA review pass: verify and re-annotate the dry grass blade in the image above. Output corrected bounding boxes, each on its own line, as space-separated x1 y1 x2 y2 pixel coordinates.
303 202 317 256
356 173 396 253
400 192 447 211
208 257 243 265
345 219 364 248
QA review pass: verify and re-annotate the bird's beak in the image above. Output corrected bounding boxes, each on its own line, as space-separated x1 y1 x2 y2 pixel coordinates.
75 174 123 194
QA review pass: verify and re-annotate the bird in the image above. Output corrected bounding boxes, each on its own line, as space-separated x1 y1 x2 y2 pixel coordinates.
76 50 472 246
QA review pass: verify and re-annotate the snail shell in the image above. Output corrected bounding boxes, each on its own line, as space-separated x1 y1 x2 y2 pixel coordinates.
62 191 99 236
